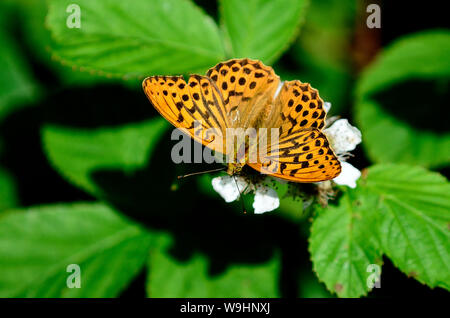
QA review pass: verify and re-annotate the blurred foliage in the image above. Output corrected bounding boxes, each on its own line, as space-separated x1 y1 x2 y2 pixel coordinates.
220 0 308 63
273 0 357 116
0 0 448 299
356 30 450 168
42 118 169 196
0 167 18 211
0 4 40 122
147 233 280 297
0 203 151 297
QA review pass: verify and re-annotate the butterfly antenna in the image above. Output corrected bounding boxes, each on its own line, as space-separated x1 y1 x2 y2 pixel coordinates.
177 167 226 179
233 175 247 214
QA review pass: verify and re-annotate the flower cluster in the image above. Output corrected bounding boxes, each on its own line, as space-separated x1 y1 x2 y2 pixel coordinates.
211 102 362 214
212 175 280 214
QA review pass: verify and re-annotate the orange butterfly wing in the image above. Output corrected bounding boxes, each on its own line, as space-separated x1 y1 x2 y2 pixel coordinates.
273 80 327 136
142 75 230 152
248 78 341 182
143 59 341 183
248 129 341 182
206 58 280 128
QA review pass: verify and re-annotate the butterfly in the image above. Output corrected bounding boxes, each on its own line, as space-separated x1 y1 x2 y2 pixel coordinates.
142 58 341 182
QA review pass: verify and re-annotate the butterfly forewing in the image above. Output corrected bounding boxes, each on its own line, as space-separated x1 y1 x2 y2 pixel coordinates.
142 75 229 152
206 59 280 129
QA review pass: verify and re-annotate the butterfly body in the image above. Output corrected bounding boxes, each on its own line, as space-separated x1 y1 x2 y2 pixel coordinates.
226 162 245 176
143 58 341 183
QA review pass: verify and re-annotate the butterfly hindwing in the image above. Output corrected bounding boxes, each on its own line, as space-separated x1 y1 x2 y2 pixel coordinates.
248 129 341 182
273 80 327 137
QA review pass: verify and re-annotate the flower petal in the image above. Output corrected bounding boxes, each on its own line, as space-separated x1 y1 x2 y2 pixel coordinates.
252 185 280 214
323 101 332 113
324 118 362 153
333 162 361 188
211 175 247 203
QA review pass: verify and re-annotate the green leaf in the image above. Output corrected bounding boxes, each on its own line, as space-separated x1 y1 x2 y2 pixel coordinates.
42 118 169 197
311 164 450 297
357 98 450 168
147 233 280 297
277 0 356 115
309 187 383 298
357 30 450 97
0 167 18 211
364 164 450 291
46 0 225 77
14 0 121 86
220 0 308 63
278 57 351 116
356 30 450 167
0 202 151 297
0 6 39 122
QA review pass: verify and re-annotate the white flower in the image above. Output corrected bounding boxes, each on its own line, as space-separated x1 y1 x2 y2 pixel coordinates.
324 118 362 153
212 101 363 211
211 175 279 214
322 103 363 188
332 162 361 188
323 101 332 113
211 175 249 203
253 185 280 214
